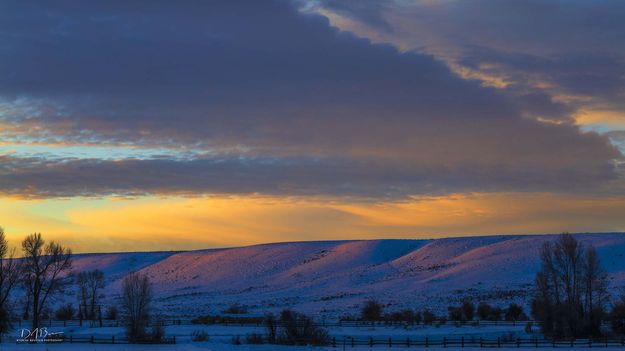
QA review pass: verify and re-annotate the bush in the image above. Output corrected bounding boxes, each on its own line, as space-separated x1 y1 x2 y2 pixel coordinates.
361 300 383 321
223 303 248 314
276 310 330 346
192 314 264 325
191 330 209 342
422 309 436 325
610 297 625 335
246 333 264 344
55 304 75 321
448 306 462 322
264 313 277 343
461 300 475 321
505 303 525 321
448 300 474 322
150 317 166 341
414 310 422 324
105 306 118 320
0 305 11 334
477 303 493 320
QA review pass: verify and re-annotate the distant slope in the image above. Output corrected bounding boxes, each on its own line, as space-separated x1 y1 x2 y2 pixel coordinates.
67 233 625 317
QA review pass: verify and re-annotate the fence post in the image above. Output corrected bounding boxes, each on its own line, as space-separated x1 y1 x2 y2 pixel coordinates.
426 336 429 348
480 337 483 348
388 337 392 347
112 336 115 344
461 336 464 348
517 338 520 348
173 335 176 344
351 336 355 348
406 337 410 347
498 337 501 348
444 337 447 348
369 337 373 347
90 335 94 344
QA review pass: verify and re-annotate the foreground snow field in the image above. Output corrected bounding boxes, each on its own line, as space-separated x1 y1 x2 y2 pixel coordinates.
58 233 625 317
2 346 622 351
2 324 622 350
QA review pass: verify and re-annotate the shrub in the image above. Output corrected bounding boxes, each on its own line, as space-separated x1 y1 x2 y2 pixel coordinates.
386 311 405 323
150 317 166 341
461 300 475 321
610 296 625 335
276 309 330 346
448 306 462 322
191 330 209 342
477 303 493 320
505 303 525 321
361 300 383 321
105 306 118 320
490 307 504 321
264 313 277 343
223 303 248 314
192 314 264 325
246 333 264 344
0 305 11 334
55 304 75 321
422 309 436 325
414 310 422 325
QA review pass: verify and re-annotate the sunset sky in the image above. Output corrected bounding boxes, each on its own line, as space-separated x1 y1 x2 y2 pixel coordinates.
1 1 624 252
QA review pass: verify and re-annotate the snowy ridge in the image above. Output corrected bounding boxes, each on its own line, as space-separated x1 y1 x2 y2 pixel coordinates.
68 233 625 317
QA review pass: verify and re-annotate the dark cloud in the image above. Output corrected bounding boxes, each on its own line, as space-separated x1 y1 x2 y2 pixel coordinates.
0 154 620 199
0 0 622 198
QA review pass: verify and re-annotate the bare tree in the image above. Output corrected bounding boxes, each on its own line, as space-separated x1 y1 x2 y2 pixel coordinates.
532 233 609 338
582 246 609 335
0 227 22 333
76 269 104 320
21 233 72 332
121 272 152 340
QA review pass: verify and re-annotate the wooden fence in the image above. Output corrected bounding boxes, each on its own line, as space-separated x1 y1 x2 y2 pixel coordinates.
330 336 625 348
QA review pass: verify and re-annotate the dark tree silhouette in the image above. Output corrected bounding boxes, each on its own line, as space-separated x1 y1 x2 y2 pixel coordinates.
531 233 608 338
361 299 383 321
21 233 72 332
1 227 22 333
76 269 104 320
121 272 153 340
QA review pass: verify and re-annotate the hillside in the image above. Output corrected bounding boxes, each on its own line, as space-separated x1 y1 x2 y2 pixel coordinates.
65 233 625 318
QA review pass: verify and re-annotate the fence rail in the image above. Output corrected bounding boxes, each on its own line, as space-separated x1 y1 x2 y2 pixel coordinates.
329 336 625 348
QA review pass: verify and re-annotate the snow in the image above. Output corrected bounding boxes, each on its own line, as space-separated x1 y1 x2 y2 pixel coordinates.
19 233 625 318
0 324 612 350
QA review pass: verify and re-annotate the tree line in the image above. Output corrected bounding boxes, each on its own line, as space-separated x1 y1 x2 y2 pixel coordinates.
0 228 158 341
531 233 625 338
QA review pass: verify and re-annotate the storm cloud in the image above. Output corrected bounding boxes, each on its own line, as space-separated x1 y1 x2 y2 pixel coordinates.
0 0 622 199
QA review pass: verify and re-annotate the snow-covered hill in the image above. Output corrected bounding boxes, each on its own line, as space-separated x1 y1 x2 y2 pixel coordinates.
68 233 625 318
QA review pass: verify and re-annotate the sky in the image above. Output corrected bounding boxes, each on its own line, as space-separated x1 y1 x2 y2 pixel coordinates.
1 0 624 252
